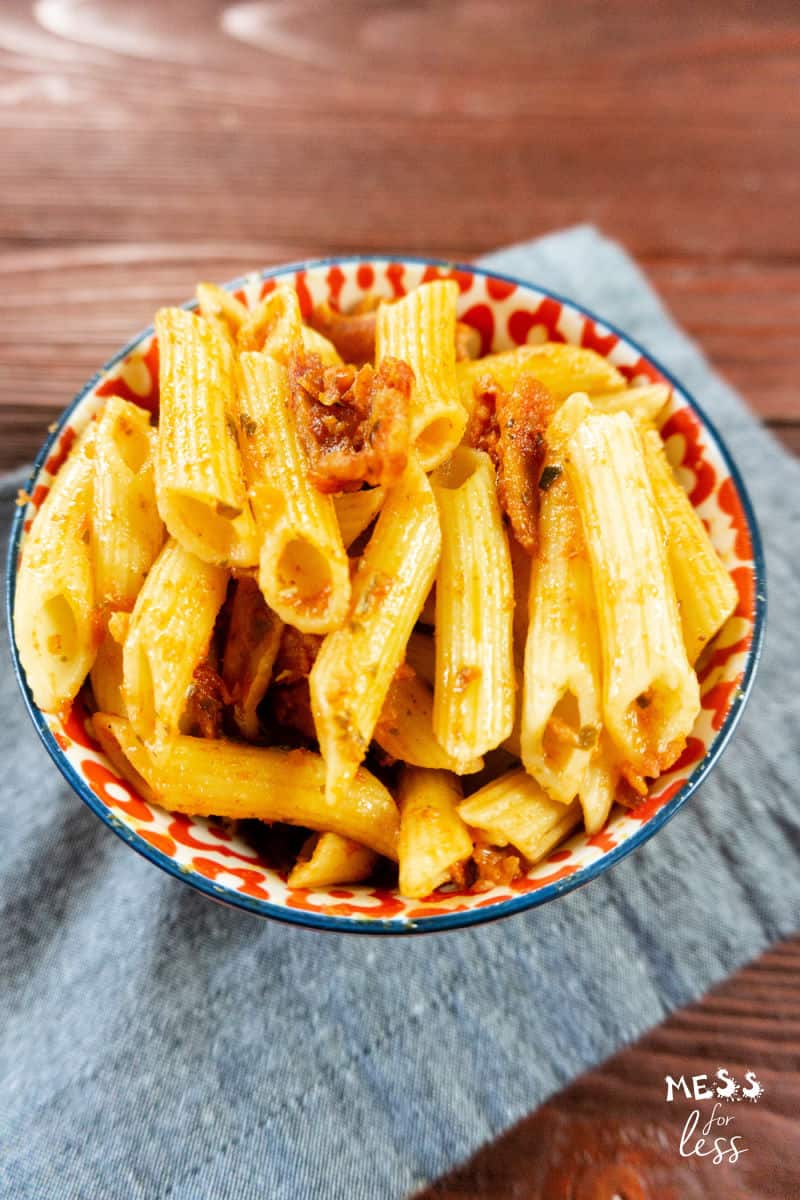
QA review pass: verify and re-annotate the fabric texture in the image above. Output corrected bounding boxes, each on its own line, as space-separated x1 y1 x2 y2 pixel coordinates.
1 226 798 1200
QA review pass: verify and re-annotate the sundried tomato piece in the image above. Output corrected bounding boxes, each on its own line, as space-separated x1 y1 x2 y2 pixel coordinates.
290 352 413 494
495 376 556 556
184 661 230 739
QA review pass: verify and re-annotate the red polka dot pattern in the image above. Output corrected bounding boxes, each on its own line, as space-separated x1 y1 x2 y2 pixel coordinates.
356 264 375 290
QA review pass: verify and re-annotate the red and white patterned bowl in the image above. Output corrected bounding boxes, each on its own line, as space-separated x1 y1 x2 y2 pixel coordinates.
7 257 765 933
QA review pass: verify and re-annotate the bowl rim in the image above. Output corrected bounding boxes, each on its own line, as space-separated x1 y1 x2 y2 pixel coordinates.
5 253 767 935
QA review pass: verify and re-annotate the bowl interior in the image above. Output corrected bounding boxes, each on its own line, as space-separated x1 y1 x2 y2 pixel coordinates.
8 258 764 932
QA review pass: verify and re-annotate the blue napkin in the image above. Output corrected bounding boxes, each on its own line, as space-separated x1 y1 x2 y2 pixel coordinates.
2 227 798 1200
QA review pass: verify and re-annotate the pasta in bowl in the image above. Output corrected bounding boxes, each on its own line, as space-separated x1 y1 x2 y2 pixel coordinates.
7 258 764 932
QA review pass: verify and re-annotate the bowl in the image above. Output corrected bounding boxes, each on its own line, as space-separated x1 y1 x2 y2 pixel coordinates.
6 256 766 933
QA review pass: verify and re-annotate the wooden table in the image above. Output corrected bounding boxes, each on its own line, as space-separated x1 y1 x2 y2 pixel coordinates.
2 2 797 1194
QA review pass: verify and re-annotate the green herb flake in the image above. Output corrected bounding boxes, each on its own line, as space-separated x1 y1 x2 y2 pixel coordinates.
539 464 563 492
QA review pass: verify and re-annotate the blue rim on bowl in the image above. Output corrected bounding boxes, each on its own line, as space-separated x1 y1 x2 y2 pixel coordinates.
5 256 767 934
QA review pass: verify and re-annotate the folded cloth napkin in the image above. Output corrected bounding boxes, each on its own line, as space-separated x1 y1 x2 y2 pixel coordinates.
1 227 798 1200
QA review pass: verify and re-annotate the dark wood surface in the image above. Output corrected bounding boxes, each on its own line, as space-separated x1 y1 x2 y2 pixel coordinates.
1 2 797 1194
418 939 800 1200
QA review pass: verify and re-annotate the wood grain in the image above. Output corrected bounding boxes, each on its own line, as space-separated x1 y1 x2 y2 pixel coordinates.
1 2 797 1195
0 0 799 470
416 938 800 1199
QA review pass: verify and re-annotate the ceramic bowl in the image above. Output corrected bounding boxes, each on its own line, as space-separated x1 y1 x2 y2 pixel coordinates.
6 257 766 932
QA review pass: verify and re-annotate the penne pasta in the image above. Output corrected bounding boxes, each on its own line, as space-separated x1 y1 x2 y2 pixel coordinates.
310 458 441 802
14 423 98 712
93 396 164 611
221 577 283 739
397 767 473 899
14 272 740 904
641 427 738 664
333 487 386 549
458 769 582 863
432 447 515 760
288 832 377 889
375 280 467 471
455 320 482 361
501 705 522 760
521 393 601 805
92 714 400 860
90 613 129 719
374 668 483 775
300 325 343 367
566 411 700 777
579 734 618 835
91 710 156 803
457 342 626 414
122 538 228 743
238 351 351 633
195 282 249 347
237 285 303 358
591 382 671 424
155 307 258 567
508 533 532 668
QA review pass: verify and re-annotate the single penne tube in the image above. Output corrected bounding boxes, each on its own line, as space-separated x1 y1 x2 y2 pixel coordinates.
91 711 156 803
310 458 441 802
566 412 700 776
195 282 249 346
237 285 304 358
122 538 228 743
457 768 582 863
93 396 164 611
14 424 98 713
521 393 602 804
90 618 128 718
591 382 671 424
455 320 482 361
397 767 473 899
502 705 522 760
529 805 582 862
579 734 619 834
300 325 343 366
288 832 377 889
333 487 386 549
92 714 399 860
508 534 533 667
221 576 284 739
549 390 593 443
457 342 627 413
375 280 467 470
374 668 483 775
641 427 738 663
432 447 515 760
155 307 258 567
238 352 351 633
91 610 131 719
